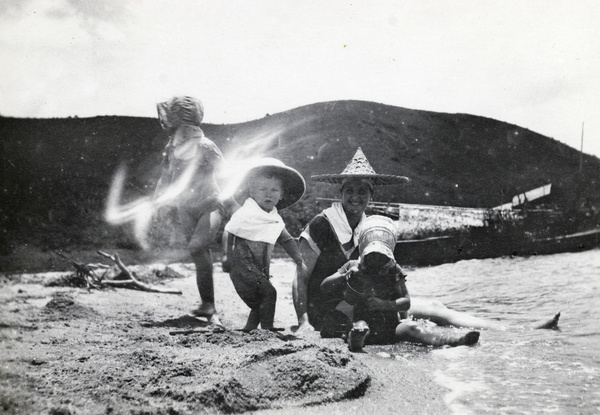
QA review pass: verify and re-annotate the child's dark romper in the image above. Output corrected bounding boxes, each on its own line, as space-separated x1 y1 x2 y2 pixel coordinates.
324 260 407 344
351 263 407 345
228 232 293 328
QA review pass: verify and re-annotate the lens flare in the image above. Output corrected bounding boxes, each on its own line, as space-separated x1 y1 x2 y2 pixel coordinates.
217 127 284 201
104 162 198 249
104 125 288 248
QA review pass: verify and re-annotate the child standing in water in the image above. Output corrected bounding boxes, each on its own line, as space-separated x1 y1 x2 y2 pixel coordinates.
321 215 480 352
224 159 307 331
154 96 224 325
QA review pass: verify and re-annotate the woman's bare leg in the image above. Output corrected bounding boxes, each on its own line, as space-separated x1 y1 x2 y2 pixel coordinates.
409 297 506 330
534 312 561 329
409 298 560 330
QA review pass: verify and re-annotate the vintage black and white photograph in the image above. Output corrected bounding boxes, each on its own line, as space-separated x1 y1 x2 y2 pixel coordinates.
1 1 599 414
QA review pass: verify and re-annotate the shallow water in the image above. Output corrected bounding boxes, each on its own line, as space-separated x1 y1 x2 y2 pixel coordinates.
397 248 600 414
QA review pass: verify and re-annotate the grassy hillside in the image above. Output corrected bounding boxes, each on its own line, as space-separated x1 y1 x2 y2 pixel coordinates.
1 100 599 261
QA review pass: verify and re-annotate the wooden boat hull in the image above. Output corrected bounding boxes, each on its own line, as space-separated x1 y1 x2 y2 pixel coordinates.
394 228 600 266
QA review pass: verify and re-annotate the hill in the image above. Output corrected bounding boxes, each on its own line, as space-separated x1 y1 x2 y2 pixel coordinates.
1 100 599 269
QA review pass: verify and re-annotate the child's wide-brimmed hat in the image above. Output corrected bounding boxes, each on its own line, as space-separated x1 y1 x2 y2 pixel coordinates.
357 215 398 260
311 147 409 186
157 96 204 129
233 158 306 210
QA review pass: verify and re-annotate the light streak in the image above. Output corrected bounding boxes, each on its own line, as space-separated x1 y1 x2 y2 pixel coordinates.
104 162 198 249
104 122 296 249
217 126 284 200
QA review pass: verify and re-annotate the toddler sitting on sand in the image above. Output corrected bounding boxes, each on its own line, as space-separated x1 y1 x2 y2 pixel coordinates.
320 215 480 352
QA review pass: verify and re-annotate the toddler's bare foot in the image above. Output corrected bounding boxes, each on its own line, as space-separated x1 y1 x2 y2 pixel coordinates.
237 323 259 333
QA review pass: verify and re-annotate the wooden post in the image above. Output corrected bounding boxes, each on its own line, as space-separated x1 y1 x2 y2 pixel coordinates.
579 122 584 173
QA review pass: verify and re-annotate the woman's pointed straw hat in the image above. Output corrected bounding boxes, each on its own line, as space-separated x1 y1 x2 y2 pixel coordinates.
310 147 409 185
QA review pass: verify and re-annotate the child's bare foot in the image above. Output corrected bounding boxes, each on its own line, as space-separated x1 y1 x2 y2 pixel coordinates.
237 322 259 333
535 312 560 330
190 303 217 319
208 314 224 328
238 310 260 332
348 321 370 353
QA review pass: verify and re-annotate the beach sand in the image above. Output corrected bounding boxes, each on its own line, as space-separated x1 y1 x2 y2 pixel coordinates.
0 257 450 414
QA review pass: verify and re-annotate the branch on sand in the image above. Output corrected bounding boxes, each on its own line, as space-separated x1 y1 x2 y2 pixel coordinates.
55 251 105 290
56 251 182 295
169 328 225 335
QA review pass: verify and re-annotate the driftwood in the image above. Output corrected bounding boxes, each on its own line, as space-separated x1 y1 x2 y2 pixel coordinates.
169 328 225 335
96 251 182 294
56 251 182 295
55 252 105 289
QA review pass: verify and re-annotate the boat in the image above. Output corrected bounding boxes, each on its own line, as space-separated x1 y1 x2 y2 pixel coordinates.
318 181 600 266
393 225 600 266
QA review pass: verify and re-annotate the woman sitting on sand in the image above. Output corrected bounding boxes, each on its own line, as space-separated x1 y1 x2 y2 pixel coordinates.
293 148 560 332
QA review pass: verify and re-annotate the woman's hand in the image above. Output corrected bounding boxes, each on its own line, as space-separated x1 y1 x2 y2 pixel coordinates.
296 316 315 334
366 297 396 312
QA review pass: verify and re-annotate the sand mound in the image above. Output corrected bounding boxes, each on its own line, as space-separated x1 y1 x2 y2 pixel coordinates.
43 292 96 320
152 332 370 413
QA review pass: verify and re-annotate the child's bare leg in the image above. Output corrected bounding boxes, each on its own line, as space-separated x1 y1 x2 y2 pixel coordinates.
258 280 280 330
241 309 260 331
190 249 215 311
188 211 221 323
409 297 506 330
395 322 480 347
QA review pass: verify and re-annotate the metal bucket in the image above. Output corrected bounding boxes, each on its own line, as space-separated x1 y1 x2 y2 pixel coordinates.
357 215 397 258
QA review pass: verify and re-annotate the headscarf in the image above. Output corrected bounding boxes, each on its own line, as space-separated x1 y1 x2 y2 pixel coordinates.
157 96 204 129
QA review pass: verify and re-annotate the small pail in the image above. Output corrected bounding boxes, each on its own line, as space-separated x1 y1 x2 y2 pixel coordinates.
357 215 398 258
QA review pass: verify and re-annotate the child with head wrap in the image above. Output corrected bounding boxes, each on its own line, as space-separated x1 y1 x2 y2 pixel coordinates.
154 96 224 324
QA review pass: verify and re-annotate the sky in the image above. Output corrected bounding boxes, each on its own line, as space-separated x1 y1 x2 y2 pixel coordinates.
1 0 599 158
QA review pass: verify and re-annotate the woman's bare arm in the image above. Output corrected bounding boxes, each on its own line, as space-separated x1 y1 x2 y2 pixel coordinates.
292 239 318 330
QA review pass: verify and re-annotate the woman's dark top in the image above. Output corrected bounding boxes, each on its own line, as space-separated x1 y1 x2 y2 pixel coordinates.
300 213 359 330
